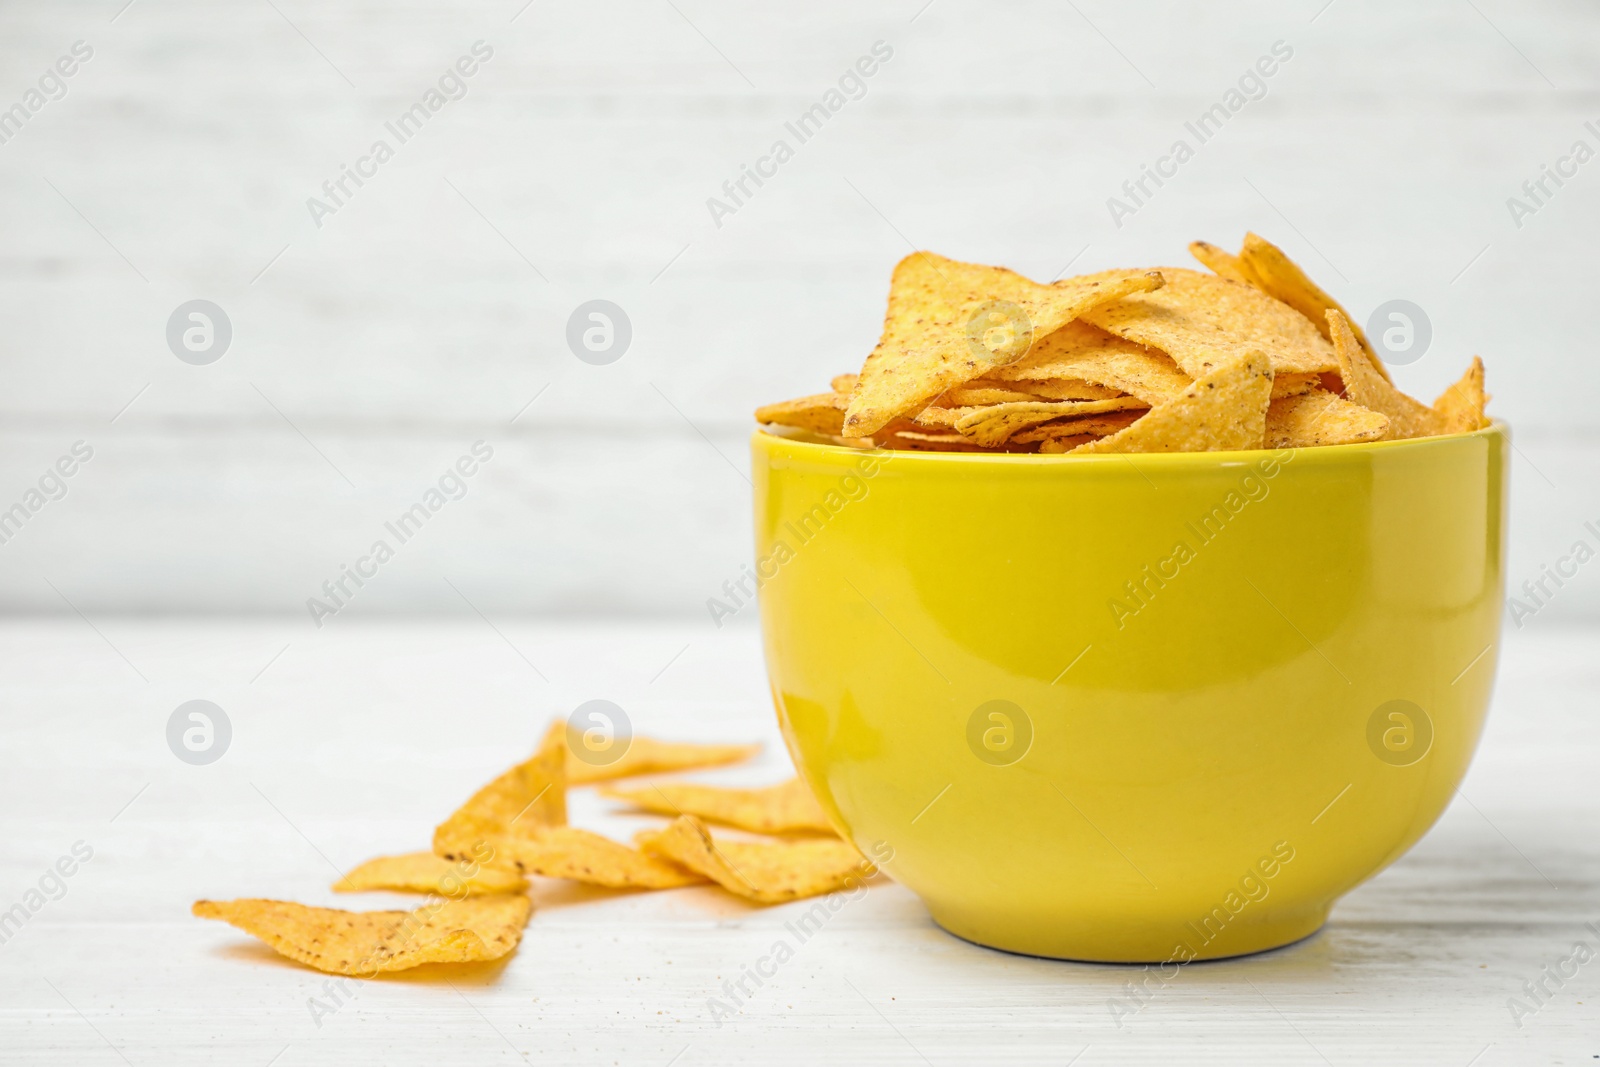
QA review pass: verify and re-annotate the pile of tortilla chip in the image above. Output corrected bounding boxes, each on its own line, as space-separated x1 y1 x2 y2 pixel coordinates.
755 233 1490 454
194 724 869 975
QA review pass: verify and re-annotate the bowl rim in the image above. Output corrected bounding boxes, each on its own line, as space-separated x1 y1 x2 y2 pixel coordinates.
753 420 1506 468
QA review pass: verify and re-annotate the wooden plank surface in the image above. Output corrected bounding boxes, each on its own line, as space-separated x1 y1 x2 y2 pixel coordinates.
0 617 1594 1064
0 1 1597 616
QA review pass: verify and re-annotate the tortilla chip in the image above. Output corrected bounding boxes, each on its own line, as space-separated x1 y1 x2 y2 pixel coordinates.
1265 389 1389 448
939 384 1054 406
566 737 761 785
986 377 1124 401
829 373 858 394
1189 240 1261 285
1271 371 1320 399
637 815 873 904
954 397 1148 447
1009 410 1144 442
1238 232 1391 382
1327 310 1444 440
1037 434 1099 454
879 430 995 452
451 826 705 890
1433 356 1489 433
431 722 567 863
1083 267 1337 378
992 321 1192 404
192 894 531 975
1075 349 1273 454
754 392 846 436
333 852 528 896
603 777 834 835
841 253 1164 436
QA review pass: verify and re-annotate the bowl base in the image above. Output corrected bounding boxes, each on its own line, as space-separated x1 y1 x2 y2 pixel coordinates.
927 902 1330 964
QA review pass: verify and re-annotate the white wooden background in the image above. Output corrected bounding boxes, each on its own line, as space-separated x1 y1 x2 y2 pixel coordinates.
0 0 1595 624
0 619 1595 1064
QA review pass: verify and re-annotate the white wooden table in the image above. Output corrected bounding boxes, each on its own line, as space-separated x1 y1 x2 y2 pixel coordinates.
0 617 1595 1064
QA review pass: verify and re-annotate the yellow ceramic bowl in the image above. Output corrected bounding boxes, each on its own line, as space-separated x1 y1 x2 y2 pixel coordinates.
753 425 1507 962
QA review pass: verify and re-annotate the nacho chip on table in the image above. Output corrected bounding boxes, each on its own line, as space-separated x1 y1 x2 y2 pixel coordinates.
1237 232 1391 382
192 894 532 975
431 721 567 865
333 851 528 896
1075 349 1274 454
1083 267 1337 379
841 252 1164 436
445 825 705 890
991 320 1193 404
1265 389 1389 448
1327 310 1445 439
1433 356 1490 433
565 736 761 785
603 776 835 835
637 815 873 905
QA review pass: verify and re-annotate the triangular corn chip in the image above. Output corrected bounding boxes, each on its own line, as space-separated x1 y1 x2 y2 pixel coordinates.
565 737 761 785
1433 356 1489 433
431 721 567 861
1265 389 1389 448
979 377 1123 401
842 253 1164 436
954 397 1149 447
754 392 847 436
1075 349 1273 454
1083 268 1337 378
441 825 704 890
603 777 834 835
1189 240 1258 285
877 429 992 452
1238 232 1391 382
192 894 531 975
993 320 1193 404
1327 310 1444 440
939 384 1060 406
333 852 528 895
1271 372 1321 399
1009 410 1144 443
829 373 858 394
1038 434 1100 454
637 815 872 904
